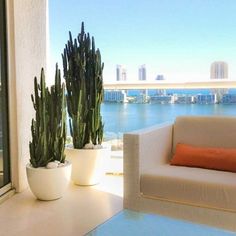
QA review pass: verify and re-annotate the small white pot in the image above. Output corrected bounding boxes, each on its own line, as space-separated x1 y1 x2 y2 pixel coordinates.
26 161 71 201
65 146 110 186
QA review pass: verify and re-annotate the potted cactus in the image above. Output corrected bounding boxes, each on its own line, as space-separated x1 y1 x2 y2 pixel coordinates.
26 65 71 200
62 22 110 185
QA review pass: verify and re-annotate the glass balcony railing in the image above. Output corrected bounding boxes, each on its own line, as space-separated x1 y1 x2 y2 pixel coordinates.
100 87 236 173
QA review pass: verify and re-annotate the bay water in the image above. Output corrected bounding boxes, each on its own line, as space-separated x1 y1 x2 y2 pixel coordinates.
101 103 236 140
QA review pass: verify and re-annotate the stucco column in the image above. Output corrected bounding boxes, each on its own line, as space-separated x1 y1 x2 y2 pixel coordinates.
7 0 48 192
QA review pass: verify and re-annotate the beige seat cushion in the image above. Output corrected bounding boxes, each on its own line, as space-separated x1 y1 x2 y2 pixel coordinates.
140 164 236 211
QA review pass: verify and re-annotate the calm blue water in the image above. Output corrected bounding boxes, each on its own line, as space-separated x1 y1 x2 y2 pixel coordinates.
101 103 236 139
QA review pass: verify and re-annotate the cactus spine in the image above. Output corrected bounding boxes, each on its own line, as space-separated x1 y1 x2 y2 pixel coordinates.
62 22 104 149
29 65 67 168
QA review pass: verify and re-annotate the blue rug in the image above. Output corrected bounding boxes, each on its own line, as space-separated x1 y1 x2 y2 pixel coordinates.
87 210 236 236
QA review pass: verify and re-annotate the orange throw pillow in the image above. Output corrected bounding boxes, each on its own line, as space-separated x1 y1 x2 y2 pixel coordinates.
171 143 236 172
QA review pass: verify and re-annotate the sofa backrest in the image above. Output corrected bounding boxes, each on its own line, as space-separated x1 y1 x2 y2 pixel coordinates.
172 116 236 154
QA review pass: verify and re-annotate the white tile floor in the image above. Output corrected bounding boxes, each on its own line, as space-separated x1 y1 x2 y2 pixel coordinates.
0 175 123 236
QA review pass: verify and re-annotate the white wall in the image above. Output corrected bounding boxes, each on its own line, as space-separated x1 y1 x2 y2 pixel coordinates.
7 0 48 192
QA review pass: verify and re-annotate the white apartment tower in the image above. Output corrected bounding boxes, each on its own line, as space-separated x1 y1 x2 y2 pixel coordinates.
210 61 228 79
138 64 146 80
116 65 127 81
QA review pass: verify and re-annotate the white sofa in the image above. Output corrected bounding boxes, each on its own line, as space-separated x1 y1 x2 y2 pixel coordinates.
123 116 236 231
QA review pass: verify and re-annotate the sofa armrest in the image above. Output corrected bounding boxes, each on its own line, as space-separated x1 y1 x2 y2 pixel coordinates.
124 122 173 172
123 123 173 209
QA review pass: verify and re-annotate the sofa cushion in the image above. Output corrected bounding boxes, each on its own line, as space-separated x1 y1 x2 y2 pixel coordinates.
171 143 236 172
140 164 236 211
172 116 236 154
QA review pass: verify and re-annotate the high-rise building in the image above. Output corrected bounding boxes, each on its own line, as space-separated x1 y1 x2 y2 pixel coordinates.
210 61 228 99
210 61 228 79
138 65 146 81
116 65 127 81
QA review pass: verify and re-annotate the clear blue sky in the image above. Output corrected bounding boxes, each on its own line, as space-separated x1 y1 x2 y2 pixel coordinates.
49 0 236 82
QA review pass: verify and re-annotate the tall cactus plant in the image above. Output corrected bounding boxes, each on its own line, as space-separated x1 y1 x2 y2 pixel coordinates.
29 65 67 168
62 22 104 149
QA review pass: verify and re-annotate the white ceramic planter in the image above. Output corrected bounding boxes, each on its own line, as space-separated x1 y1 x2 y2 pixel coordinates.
65 146 110 186
26 161 71 201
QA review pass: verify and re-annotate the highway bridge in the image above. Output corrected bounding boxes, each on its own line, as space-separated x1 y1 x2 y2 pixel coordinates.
104 80 236 90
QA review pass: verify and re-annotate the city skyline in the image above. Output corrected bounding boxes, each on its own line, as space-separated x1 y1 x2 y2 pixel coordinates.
113 61 229 82
49 0 236 83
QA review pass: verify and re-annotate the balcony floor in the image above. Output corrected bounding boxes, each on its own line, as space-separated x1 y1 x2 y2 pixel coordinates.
0 175 123 236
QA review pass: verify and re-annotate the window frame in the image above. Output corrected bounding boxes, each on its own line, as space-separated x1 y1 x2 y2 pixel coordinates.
0 0 11 187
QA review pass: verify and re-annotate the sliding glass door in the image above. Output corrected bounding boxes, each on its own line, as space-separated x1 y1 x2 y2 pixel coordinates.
0 0 10 194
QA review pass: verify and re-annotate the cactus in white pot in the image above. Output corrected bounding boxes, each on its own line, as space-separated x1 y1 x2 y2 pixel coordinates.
62 22 110 186
27 65 71 200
